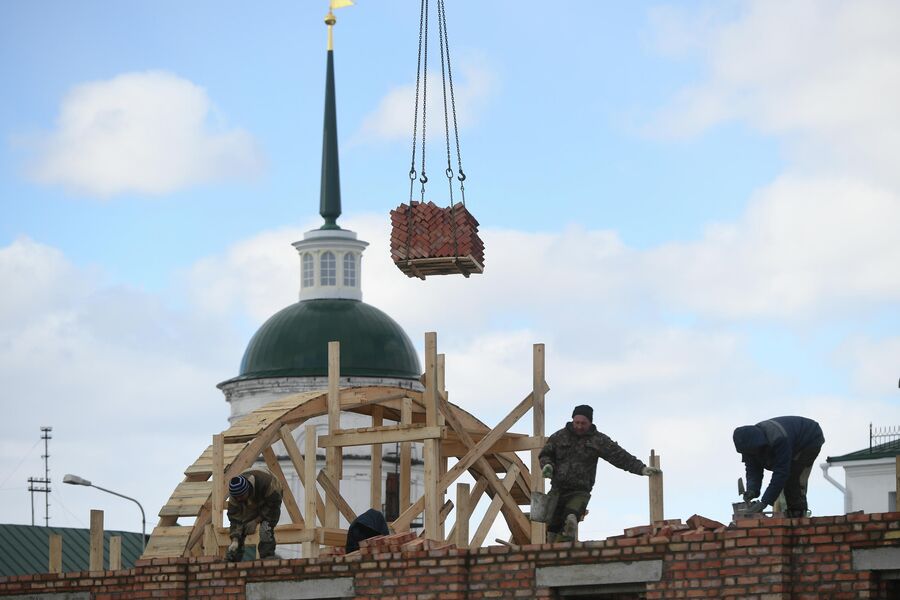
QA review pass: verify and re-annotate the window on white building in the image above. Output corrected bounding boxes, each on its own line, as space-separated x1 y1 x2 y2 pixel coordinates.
321 251 336 286
302 253 314 288
343 253 356 286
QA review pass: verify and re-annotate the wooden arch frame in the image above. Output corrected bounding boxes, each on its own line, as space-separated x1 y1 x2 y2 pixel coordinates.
143 333 549 559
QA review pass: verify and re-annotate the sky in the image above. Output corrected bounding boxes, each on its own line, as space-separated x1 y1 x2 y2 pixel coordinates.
1 0 899 544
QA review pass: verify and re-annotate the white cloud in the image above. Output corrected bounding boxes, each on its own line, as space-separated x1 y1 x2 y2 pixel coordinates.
646 175 900 319
354 58 496 144
649 0 900 184
26 71 265 197
838 335 900 396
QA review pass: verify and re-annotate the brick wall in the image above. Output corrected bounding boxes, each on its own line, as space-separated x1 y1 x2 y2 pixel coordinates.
1 513 897 599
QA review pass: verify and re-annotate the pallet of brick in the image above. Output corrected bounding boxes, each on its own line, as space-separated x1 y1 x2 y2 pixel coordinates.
390 201 485 279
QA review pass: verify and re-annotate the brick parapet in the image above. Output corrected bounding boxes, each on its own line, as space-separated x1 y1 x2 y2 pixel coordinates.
1 513 898 599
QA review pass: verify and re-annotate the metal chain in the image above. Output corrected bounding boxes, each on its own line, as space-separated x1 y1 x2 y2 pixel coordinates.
408 0 427 204
438 0 466 206
437 0 454 208
418 0 429 202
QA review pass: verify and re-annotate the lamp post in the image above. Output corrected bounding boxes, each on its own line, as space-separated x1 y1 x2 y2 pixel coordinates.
63 474 146 553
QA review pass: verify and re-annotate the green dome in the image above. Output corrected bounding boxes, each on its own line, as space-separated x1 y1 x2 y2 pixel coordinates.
225 299 421 383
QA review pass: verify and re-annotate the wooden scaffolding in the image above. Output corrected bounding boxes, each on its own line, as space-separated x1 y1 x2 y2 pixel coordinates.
143 332 549 559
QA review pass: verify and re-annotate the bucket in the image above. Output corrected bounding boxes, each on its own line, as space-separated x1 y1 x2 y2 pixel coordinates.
530 491 558 523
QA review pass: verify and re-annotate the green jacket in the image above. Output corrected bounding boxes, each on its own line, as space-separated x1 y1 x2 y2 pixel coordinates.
539 423 646 492
227 470 283 539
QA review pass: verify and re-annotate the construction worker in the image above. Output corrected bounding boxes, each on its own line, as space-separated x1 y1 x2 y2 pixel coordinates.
225 469 283 561
733 416 825 518
539 404 660 542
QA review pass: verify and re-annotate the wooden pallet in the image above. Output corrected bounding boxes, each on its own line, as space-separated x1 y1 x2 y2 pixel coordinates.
395 255 484 279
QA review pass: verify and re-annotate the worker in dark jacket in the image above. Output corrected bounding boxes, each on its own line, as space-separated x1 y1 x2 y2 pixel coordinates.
225 470 283 561
733 416 825 518
539 405 660 542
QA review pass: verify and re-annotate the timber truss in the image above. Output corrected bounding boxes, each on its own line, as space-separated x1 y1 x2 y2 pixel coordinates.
143 332 549 559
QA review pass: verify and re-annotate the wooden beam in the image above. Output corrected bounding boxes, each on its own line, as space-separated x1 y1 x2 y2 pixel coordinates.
109 536 122 571
202 524 219 557
89 509 104 571
454 483 470 549
447 477 488 542
531 343 546 544
48 534 62 574
304 424 319 559
391 389 538 541
471 464 521 548
278 425 326 525
371 406 383 511
441 435 545 456
319 424 445 447
317 469 358 525
400 396 412 514
212 433 224 529
423 332 440 540
649 449 664 523
326 340 341 529
438 354 447 541
262 446 305 527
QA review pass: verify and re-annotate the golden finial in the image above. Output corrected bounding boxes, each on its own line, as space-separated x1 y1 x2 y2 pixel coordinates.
325 0 354 51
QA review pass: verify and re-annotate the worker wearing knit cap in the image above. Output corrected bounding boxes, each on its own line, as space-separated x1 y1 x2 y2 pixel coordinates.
538 405 660 542
225 469 283 561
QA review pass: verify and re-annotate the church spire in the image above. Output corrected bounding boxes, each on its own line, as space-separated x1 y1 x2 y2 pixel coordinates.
318 5 346 230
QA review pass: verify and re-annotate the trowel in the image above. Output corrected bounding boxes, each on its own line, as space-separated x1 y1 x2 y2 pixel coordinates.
732 477 764 519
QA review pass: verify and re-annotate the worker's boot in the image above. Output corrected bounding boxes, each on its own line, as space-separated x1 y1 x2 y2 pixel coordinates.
559 514 578 542
257 522 276 559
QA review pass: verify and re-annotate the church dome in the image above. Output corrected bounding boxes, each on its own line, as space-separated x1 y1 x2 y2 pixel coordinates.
224 298 421 383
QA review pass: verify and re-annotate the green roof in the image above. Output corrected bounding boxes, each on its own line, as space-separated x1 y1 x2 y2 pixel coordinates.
222 299 421 384
0 524 145 576
827 438 900 463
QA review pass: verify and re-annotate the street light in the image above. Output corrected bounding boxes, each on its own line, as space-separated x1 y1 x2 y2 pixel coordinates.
63 474 146 553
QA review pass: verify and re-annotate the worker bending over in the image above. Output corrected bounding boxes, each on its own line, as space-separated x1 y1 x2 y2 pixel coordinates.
733 416 825 517
539 405 660 542
225 470 283 561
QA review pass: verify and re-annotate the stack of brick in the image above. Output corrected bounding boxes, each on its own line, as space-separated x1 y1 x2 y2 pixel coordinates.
390 201 484 266
352 531 454 556
614 514 727 544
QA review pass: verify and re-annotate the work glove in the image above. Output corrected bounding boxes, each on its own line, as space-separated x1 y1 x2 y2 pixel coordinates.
642 466 662 476
743 490 760 502
225 539 240 561
747 501 767 513
541 464 553 479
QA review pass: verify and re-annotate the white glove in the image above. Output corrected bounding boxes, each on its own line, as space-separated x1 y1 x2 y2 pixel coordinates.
541 464 553 479
227 540 239 553
642 466 662 476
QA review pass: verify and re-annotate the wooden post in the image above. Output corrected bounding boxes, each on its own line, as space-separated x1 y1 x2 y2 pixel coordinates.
109 536 122 570
48 534 62 574
437 353 447 540
304 424 319 558
370 405 383 511
531 343 546 544
326 341 341 529
423 332 440 540
895 456 900 503
454 483 470 548
89 509 104 571
400 396 412 514
212 433 224 529
202 524 218 557
649 450 663 523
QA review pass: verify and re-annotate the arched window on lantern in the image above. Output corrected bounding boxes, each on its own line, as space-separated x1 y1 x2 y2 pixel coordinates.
343 252 356 287
320 251 336 286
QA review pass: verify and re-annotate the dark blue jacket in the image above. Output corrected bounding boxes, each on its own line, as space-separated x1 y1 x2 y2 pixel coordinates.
733 416 824 506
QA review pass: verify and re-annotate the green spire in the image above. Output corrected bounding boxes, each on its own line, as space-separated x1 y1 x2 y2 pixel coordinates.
319 39 342 230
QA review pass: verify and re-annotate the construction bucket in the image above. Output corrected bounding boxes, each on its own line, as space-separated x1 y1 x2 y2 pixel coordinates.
530 491 558 523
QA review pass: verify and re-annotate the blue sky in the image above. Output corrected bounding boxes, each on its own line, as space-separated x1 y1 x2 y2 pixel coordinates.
2 1 899 542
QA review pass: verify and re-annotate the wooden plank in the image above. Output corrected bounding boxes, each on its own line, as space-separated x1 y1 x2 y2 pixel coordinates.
447 478 488 542
263 446 305 527
400 396 412 513
437 354 447 541
279 425 326 525
212 434 224 529
441 435 545 456
455 483 470 549
326 340 341 529
531 342 546 544
649 450 664 523
371 406 383 511
304 424 319 559
48 534 62 574
158 482 212 517
184 442 246 476
89 509 103 571
317 469 358 525
423 331 440 540
202 524 219 557
471 465 520 548
144 526 192 558
109 536 122 570
320 424 445 447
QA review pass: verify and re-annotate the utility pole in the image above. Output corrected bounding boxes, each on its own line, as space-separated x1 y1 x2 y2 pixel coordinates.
27 426 52 526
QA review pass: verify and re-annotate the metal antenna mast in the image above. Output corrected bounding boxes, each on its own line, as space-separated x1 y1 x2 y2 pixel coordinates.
27 426 52 526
